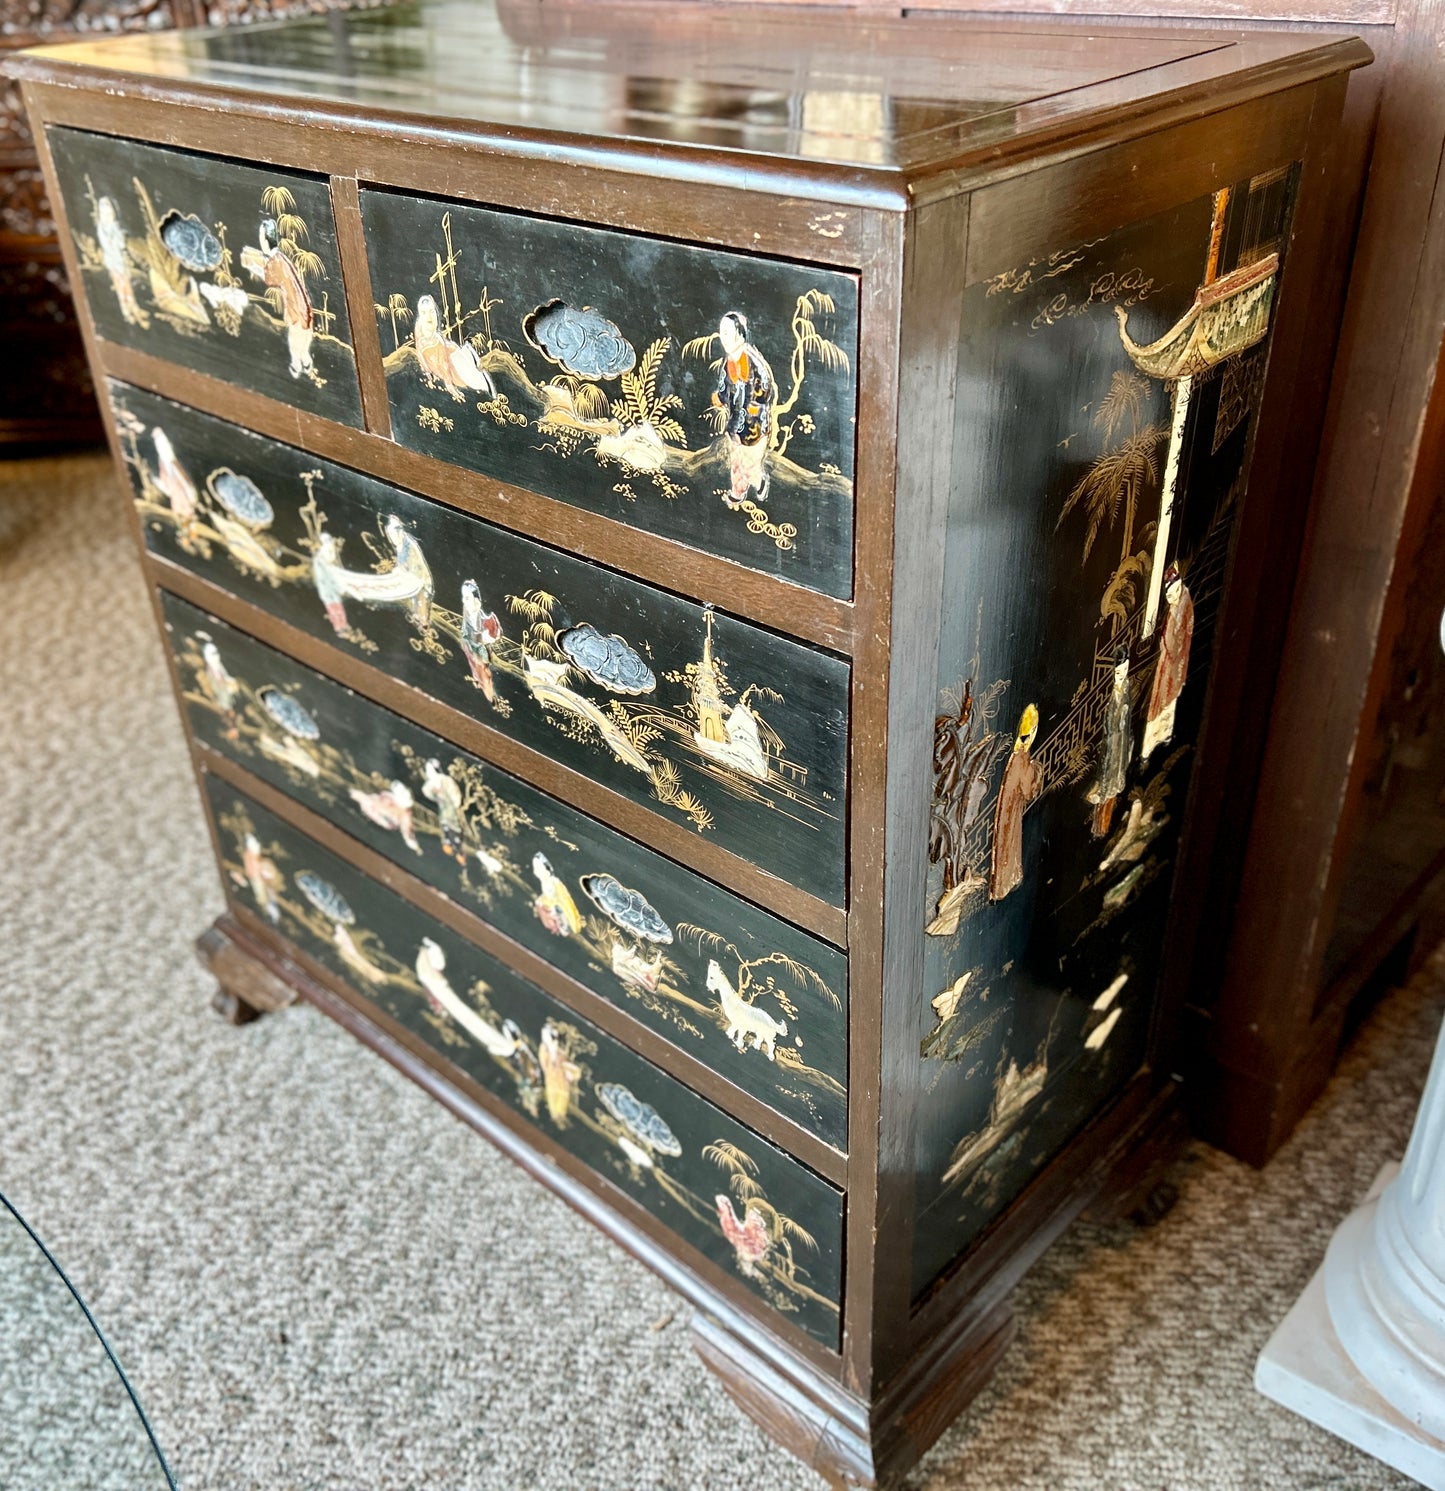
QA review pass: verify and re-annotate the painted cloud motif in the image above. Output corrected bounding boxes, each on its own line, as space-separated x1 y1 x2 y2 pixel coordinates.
524 300 636 381
159 211 222 273
581 873 673 944
258 686 320 739
596 1082 682 1156
296 869 354 925
559 623 656 695
212 470 274 527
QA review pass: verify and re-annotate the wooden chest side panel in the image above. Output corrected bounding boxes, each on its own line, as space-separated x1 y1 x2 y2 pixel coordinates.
111 380 850 906
360 188 859 600
909 166 1301 1296
203 774 844 1348
162 591 849 1148
45 127 363 427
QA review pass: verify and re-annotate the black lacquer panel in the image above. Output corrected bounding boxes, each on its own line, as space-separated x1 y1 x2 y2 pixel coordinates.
204 775 843 1347
112 382 850 905
46 128 363 427
911 168 1300 1294
164 593 849 1147
361 188 859 599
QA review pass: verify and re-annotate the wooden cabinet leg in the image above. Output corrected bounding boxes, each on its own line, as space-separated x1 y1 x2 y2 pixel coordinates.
195 913 298 1025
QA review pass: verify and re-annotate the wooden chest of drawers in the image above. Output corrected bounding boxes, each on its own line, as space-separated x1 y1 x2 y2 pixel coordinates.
9 4 1369 1482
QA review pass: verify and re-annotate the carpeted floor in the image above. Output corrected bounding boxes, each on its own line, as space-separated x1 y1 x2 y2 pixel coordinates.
0 449 1433 1491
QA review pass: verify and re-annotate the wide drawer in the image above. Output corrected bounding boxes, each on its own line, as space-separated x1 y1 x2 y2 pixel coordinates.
164 592 848 1149
112 380 849 906
46 128 363 428
361 187 859 600
205 774 844 1348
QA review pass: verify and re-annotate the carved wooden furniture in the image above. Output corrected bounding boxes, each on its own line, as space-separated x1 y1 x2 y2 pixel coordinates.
7 5 1369 1482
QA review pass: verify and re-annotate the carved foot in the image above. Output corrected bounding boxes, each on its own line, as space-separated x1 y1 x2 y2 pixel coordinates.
196 913 298 1025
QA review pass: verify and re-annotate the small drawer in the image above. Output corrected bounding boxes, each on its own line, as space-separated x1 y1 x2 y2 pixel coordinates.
205 775 843 1348
163 593 848 1149
361 187 859 600
114 380 849 906
46 128 364 428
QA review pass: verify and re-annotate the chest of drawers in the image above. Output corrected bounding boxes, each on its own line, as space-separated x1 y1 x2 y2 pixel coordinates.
9 4 1369 1483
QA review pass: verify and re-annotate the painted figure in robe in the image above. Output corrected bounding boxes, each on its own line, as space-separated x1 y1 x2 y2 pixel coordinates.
1142 566 1194 761
989 704 1042 902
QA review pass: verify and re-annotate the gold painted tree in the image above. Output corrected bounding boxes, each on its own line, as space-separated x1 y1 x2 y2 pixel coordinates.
1057 370 1167 632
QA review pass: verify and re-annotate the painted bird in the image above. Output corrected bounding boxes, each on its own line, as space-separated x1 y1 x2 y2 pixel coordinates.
460 579 503 702
715 1196 771 1277
531 852 582 937
348 780 423 855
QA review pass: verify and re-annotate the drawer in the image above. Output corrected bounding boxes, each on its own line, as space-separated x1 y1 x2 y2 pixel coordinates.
114 381 849 906
360 188 859 600
205 774 843 1348
46 128 363 428
163 592 849 1149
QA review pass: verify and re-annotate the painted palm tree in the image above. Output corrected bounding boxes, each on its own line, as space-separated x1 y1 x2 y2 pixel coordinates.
376 292 412 350
1056 369 1167 632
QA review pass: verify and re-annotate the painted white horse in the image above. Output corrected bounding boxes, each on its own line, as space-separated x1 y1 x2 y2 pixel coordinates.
706 959 787 1061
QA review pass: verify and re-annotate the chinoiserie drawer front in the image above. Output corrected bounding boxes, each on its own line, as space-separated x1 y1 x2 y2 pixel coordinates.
45 128 364 429
360 188 859 601
115 381 850 906
205 774 844 1348
162 593 849 1149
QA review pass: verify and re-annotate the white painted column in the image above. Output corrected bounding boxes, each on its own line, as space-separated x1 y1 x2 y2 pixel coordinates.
1325 1013 1445 1436
1257 1009 1445 1488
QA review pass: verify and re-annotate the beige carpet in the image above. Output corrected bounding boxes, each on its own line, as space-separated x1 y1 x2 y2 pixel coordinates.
0 449 1433 1490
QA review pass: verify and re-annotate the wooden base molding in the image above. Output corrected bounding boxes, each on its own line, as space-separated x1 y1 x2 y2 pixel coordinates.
693 1302 1015 1489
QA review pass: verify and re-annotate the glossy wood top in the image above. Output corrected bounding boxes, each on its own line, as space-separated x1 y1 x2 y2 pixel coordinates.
8 0 1370 190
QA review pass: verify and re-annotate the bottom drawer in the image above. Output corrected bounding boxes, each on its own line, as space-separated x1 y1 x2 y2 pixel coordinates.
201 773 843 1349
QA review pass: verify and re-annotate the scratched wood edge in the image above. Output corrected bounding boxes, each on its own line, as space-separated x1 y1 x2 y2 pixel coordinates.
329 172 393 441
1210 0 1445 1150
201 887 848 1375
199 743 849 1183
846 190 972 1399
835 206 907 1401
145 555 850 947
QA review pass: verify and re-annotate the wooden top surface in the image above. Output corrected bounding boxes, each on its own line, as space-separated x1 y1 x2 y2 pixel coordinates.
8 0 1370 192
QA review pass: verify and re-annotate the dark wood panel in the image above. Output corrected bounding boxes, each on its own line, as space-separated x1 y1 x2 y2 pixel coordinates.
201 772 844 1348
362 186 859 600
910 167 1299 1294
161 591 849 1150
45 125 362 426
110 379 851 905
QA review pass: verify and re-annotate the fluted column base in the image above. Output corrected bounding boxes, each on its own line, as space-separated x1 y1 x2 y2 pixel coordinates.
1257 1164 1445 1491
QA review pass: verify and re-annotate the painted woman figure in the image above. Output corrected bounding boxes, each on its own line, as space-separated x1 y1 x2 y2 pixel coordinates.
1142 565 1194 761
712 311 776 509
311 532 351 636
243 217 316 382
989 704 1043 902
95 195 147 327
1088 647 1133 838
